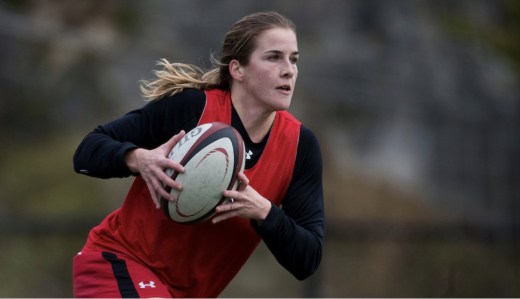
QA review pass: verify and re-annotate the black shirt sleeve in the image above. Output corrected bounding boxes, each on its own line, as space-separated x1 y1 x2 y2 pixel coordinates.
252 126 325 280
73 88 205 178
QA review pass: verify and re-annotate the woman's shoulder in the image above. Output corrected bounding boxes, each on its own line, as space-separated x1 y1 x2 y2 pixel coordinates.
275 112 320 150
142 88 206 115
299 125 320 150
152 88 206 105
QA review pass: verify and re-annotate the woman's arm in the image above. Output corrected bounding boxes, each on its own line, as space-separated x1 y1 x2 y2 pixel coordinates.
73 89 206 206
252 126 325 280
73 88 205 178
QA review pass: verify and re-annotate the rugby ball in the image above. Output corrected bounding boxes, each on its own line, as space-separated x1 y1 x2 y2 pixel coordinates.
163 122 245 223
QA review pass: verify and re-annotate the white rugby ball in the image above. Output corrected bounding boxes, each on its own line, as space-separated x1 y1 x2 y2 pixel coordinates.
163 122 245 223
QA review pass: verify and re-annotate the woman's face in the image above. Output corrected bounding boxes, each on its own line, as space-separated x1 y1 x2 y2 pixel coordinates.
237 27 299 113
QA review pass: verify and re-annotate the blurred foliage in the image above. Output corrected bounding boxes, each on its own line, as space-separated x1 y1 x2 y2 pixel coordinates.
437 0 520 74
0 134 128 218
486 0 520 73
324 239 519 297
0 235 84 297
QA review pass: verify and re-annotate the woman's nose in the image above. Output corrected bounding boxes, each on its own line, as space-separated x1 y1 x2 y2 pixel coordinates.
280 60 295 78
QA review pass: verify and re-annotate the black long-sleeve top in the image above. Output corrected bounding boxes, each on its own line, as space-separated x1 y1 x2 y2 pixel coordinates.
73 88 325 280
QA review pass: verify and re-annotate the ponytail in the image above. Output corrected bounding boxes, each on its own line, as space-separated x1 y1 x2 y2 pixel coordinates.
140 58 223 101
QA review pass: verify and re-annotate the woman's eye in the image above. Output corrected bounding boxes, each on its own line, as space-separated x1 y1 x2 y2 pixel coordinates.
290 56 299 64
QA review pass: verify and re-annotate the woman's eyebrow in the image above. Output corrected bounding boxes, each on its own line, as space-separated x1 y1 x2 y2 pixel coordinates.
263 50 300 55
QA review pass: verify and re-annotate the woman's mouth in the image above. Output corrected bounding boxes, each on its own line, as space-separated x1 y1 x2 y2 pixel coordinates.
276 85 291 92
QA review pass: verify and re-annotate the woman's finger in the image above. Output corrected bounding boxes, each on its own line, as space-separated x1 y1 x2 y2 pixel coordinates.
160 158 185 174
236 173 249 191
157 169 183 191
144 178 162 209
152 176 175 202
212 208 243 224
162 130 186 153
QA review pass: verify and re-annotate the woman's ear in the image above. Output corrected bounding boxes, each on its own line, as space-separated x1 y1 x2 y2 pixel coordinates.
229 59 244 82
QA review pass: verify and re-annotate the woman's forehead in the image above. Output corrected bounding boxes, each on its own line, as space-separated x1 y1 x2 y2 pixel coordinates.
254 28 298 53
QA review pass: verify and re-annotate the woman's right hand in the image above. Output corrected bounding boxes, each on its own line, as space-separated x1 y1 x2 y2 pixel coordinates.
124 130 186 209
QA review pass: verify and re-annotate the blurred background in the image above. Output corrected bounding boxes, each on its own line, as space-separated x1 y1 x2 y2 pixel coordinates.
0 0 519 297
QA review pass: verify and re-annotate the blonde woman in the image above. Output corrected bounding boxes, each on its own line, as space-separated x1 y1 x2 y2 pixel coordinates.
73 11 324 297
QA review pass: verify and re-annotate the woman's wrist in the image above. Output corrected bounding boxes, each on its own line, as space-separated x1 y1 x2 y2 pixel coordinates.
255 201 272 225
124 148 141 173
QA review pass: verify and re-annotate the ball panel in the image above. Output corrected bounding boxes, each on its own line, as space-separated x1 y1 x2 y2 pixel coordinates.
163 122 245 223
169 138 235 222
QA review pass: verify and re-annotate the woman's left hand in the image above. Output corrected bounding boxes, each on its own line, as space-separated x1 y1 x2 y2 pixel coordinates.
212 173 272 224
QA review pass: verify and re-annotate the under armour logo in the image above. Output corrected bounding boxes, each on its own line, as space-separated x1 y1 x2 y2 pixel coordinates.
139 281 156 289
245 149 253 160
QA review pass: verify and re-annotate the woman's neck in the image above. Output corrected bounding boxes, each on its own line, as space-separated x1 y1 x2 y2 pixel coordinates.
230 92 276 144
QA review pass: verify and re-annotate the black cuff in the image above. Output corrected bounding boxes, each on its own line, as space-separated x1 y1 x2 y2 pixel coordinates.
115 142 140 177
251 203 283 234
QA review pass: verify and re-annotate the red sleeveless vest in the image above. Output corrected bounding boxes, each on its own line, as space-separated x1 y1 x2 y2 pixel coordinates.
84 89 301 297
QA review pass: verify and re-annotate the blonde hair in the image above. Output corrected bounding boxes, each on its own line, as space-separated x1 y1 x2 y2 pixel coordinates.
139 58 221 100
140 11 296 101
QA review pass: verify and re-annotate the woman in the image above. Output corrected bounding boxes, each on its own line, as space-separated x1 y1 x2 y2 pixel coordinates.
73 11 324 298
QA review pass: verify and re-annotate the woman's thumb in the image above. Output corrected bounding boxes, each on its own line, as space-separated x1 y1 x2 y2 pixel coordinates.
164 130 186 152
